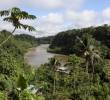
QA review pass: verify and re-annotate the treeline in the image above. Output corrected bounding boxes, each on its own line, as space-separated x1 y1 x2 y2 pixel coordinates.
37 36 54 44
15 34 38 47
0 30 44 99
49 24 110 58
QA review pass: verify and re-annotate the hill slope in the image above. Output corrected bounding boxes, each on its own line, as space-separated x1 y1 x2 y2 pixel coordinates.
49 24 110 58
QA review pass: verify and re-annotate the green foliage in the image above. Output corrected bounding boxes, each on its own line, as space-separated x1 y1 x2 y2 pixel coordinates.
0 7 38 100
20 90 36 100
35 53 110 99
0 30 38 99
0 91 7 100
49 25 110 58
20 89 45 100
36 95 45 100
1 7 110 100
37 36 54 44
17 75 27 91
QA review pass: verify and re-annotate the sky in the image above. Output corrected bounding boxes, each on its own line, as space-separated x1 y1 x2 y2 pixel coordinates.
0 0 110 37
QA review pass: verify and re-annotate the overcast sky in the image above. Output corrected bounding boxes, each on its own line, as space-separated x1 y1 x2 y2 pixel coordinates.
0 0 110 37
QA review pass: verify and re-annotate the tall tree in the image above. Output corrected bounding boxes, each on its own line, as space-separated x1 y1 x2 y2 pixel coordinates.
49 58 60 96
77 33 102 99
77 34 101 78
0 7 36 46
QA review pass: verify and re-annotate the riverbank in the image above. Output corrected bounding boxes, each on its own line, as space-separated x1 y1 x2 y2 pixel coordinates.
47 47 69 55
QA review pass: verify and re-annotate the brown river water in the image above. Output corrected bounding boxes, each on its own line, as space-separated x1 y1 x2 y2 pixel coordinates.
24 44 55 67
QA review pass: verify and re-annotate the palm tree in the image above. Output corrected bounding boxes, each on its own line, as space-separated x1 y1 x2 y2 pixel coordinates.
85 46 101 80
49 58 60 96
77 34 101 79
0 7 36 46
76 33 101 99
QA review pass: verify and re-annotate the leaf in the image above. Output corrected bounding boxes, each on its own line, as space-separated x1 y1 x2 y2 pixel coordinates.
0 10 10 16
28 26 36 31
3 17 13 22
28 15 36 19
11 7 21 13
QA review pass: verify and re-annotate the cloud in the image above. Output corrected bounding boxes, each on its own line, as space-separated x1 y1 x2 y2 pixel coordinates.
41 13 64 25
0 0 19 9
22 0 85 10
36 13 66 36
62 0 85 10
26 0 63 10
36 7 110 37
66 10 96 22
0 0 85 10
102 7 110 19
65 10 97 28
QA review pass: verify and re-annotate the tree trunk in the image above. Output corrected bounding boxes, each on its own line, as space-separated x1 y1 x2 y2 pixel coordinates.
53 70 56 96
0 27 16 47
86 60 90 100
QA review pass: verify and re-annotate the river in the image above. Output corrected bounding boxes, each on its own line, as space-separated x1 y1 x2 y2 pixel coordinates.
24 44 55 67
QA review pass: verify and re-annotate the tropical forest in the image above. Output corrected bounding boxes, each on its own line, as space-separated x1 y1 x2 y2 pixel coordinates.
0 1 110 100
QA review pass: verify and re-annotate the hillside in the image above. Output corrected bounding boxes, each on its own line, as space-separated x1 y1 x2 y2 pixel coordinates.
0 30 40 99
49 24 110 58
